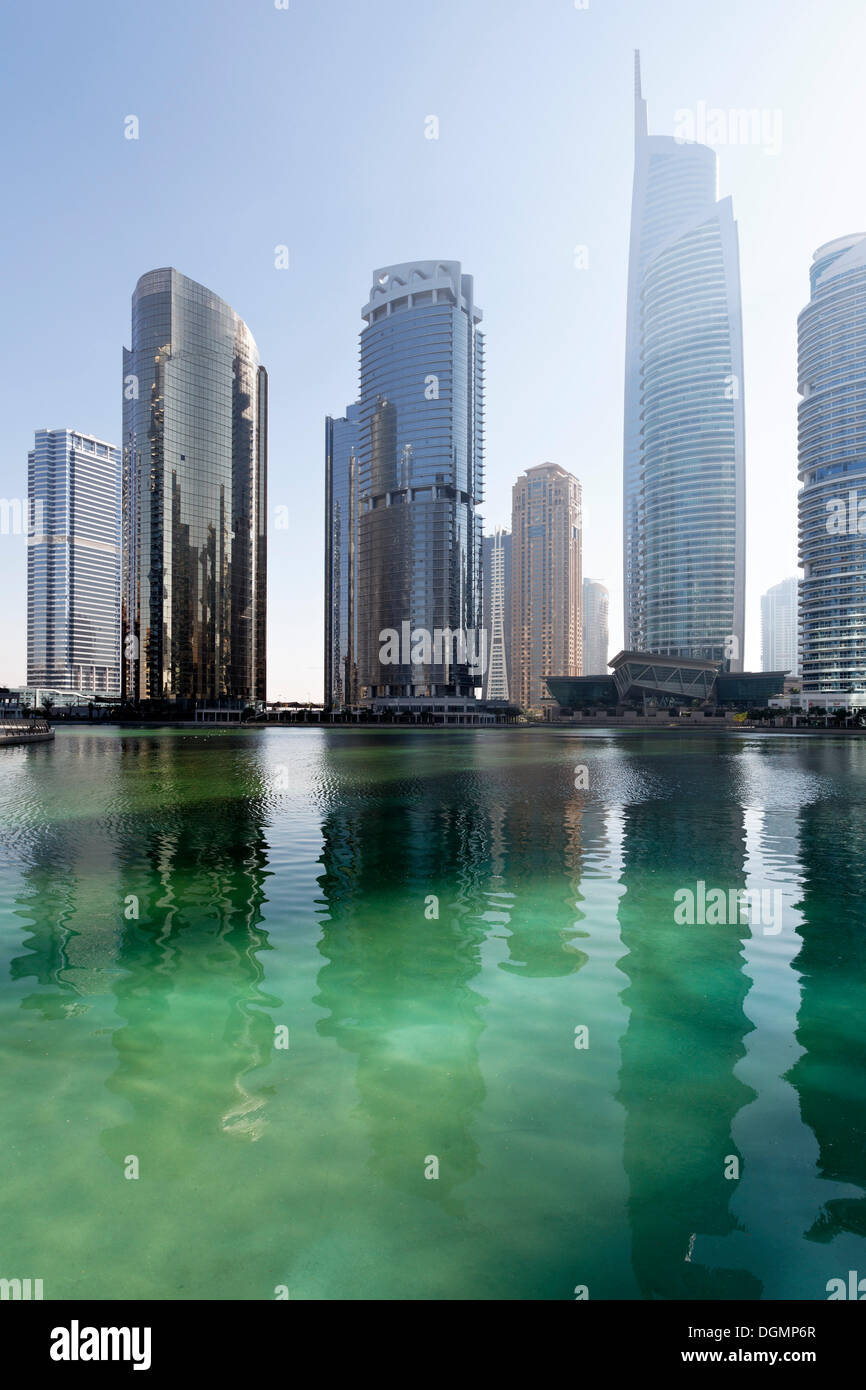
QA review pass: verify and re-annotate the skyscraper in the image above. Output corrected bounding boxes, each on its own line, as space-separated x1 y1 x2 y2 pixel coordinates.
357 261 484 698
582 578 609 676
324 403 360 709
760 577 799 677
482 527 511 701
511 463 582 709
624 52 745 669
27 428 121 694
121 268 267 705
798 235 866 704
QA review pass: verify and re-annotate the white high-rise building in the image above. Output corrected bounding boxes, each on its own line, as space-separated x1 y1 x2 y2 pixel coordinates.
484 527 510 701
624 52 745 668
27 428 121 695
761 578 799 676
582 579 609 675
798 235 866 705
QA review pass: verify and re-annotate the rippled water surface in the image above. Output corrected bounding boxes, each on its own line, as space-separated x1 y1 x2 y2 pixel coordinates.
1 727 864 1300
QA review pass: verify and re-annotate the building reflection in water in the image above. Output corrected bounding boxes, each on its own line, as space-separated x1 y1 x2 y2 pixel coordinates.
6 728 866 1299
693 750 866 1297
614 741 760 1299
496 794 589 978
789 747 866 1254
104 737 278 1154
9 734 279 1163
313 735 490 1215
8 734 129 1019
311 731 623 1290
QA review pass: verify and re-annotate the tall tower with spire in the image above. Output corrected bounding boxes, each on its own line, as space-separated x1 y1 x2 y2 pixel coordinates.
623 53 745 669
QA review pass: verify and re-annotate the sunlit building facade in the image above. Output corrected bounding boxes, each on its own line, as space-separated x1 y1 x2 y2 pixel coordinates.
121 268 267 705
511 463 582 709
798 234 866 704
624 52 745 669
27 428 121 695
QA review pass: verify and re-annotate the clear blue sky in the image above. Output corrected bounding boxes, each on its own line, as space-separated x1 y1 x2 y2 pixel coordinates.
2 0 864 699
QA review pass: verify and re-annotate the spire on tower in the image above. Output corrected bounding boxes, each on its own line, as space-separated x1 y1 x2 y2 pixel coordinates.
634 49 648 143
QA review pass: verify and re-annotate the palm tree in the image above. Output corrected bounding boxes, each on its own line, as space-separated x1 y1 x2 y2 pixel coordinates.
40 696 55 720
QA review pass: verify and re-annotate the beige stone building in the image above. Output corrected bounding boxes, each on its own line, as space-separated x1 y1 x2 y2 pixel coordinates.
510 463 582 710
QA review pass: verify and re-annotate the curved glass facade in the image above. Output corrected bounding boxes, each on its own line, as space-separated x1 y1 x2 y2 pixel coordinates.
624 53 745 667
121 269 267 704
357 261 484 697
798 234 866 695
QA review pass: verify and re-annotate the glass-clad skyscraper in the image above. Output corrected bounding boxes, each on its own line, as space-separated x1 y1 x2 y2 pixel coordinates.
482 527 511 701
624 53 745 669
121 268 267 705
27 428 121 694
798 234 866 701
324 403 360 709
357 261 484 698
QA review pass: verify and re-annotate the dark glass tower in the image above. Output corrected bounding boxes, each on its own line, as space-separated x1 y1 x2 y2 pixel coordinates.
324 403 360 709
121 269 267 705
356 261 484 698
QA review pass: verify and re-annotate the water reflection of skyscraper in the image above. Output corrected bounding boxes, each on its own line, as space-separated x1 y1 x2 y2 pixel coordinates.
791 789 866 1244
615 747 759 1298
314 769 489 1214
671 746 866 1296
497 796 589 977
312 735 598 1224
9 734 129 1016
8 735 279 1160
100 738 278 1158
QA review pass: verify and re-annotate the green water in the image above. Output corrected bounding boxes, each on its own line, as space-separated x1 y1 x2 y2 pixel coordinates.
1 726 864 1301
